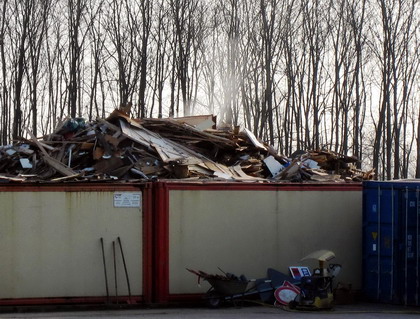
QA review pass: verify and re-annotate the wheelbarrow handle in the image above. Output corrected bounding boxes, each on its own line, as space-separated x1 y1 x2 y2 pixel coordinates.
186 268 207 285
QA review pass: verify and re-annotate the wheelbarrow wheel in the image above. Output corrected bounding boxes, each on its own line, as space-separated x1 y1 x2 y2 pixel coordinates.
289 300 298 309
206 292 222 308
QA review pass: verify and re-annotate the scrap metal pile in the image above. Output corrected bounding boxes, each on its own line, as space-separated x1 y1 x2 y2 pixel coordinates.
0 110 375 183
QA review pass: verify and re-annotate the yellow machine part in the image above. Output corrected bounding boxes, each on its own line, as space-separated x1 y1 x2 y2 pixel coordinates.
313 293 334 309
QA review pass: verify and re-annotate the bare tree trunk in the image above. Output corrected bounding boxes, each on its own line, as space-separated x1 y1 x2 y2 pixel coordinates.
259 0 279 146
27 0 50 136
87 2 105 121
281 1 300 155
169 28 177 118
151 0 169 118
138 0 151 118
219 0 240 126
0 0 10 143
373 0 392 179
67 0 85 118
170 0 198 117
12 0 32 140
350 0 366 168
104 0 142 111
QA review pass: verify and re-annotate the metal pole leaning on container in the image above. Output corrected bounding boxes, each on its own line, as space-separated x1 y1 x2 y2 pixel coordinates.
113 241 118 304
100 237 110 303
118 236 132 303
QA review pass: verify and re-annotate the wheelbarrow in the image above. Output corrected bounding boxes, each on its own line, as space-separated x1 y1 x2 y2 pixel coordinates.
205 276 259 307
187 268 261 307
187 268 296 307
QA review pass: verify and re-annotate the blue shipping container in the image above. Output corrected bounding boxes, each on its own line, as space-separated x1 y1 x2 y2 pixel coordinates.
363 180 420 305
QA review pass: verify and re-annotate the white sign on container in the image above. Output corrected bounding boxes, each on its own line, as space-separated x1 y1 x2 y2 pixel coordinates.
113 192 142 208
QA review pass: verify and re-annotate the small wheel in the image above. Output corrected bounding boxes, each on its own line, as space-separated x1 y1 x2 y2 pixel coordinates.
206 292 222 308
289 300 298 309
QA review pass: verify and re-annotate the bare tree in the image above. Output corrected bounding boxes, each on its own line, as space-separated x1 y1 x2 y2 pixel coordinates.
348 0 367 167
280 0 302 155
11 0 32 140
169 0 200 117
371 0 419 179
392 0 419 178
43 15 68 133
150 1 171 118
104 0 142 109
216 0 240 125
302 0 331 150
188 2 207 115
259 0 282 145
27 0 51 136
0 0 11 143
137 0 152 118
67 0 85 118
200 4 221 116
86 0 105 120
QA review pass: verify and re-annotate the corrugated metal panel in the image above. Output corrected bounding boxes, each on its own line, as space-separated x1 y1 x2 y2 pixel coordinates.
363 181 420 306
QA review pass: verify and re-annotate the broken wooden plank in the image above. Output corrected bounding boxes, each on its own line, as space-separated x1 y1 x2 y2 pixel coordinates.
95 131 113 158
80 142 95 150
93 147 104 160
151 143 175 163
0 174 26 182
38 141 56 152
109 164 133 178
93 156 125 174
50 174 82 182
278 158 300 180
173 114 216 130
107 109 143 129
105 134 124 148
141 117 236 148
96 118 123 133
135 164 161 175
230 165 265 180
120 119 204 163
243 128 267 151
26 129 77 177
173 164 189 178
42 156 78 176
188 164 214 176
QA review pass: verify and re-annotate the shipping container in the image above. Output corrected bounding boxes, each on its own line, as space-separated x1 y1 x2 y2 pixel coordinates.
0 182 153 306
363 180 420 306
154 181 363 303
0 180 363 306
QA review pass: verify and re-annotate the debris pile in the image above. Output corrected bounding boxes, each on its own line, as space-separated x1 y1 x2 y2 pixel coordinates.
278 150 375 182
0 110 374 183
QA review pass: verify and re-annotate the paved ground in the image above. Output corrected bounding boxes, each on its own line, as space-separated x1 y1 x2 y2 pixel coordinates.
0 303 419 319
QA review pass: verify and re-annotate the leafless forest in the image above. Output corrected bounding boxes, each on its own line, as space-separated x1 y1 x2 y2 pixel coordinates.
0 0 419 179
